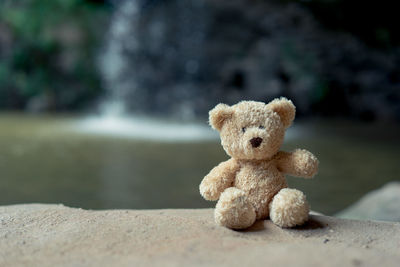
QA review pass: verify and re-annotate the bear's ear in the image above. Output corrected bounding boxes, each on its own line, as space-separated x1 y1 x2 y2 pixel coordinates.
209 103 234 131
266 97 296 128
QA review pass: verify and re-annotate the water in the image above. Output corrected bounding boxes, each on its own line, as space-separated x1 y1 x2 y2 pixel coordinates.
0 113 399 215
77 116 217 141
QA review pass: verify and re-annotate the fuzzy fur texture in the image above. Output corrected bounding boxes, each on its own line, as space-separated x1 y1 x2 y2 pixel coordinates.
200 98 319 229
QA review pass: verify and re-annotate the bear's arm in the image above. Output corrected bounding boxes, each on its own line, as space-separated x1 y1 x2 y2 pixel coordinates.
199 158 239 201
275 149 318 178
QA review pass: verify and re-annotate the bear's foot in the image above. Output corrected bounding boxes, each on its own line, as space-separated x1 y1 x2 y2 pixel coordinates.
269 188 309 228
215 187 256 229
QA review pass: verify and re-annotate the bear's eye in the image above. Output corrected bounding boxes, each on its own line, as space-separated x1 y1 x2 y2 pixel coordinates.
242 127 246 133
259 125 265 129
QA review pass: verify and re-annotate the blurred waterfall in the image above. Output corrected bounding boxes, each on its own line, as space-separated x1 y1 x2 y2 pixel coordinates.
78 0 217 141
99 0 140 117
99 0 209 119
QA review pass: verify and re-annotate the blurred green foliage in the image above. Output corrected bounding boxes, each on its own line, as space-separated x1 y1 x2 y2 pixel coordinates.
0 0 111 111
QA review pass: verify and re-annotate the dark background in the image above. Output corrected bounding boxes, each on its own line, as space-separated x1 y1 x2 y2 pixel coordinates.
0 0 399 121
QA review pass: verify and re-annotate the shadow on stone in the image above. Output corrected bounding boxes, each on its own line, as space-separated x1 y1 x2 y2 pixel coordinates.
241 220 266 232
293 218 325 231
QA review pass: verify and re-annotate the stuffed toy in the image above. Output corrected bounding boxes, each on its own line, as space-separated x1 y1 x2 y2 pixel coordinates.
199 97 318 229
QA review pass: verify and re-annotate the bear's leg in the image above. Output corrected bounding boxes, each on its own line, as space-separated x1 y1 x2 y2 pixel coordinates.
269 188 309 228
215 187 256 229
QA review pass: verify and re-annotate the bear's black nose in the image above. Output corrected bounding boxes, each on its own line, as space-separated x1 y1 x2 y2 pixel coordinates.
250 137 263 148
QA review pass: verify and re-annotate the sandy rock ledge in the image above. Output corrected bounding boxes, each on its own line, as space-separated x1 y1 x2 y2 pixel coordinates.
0 204 399 267
337 182 400 222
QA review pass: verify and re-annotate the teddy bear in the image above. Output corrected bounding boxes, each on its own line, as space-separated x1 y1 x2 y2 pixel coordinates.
199 97 319 229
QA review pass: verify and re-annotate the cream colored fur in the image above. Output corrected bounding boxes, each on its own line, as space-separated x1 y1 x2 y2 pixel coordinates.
200 98 318 229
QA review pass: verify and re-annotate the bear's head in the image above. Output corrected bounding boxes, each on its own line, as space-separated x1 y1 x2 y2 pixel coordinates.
209 98 295 160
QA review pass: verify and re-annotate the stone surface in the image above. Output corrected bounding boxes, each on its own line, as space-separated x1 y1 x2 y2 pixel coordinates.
337 182 400 222
1 204 400 267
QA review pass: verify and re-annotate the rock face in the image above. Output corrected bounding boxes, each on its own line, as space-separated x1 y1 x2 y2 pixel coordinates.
1 204 400 267
337 182 400 222
102 0 400 120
